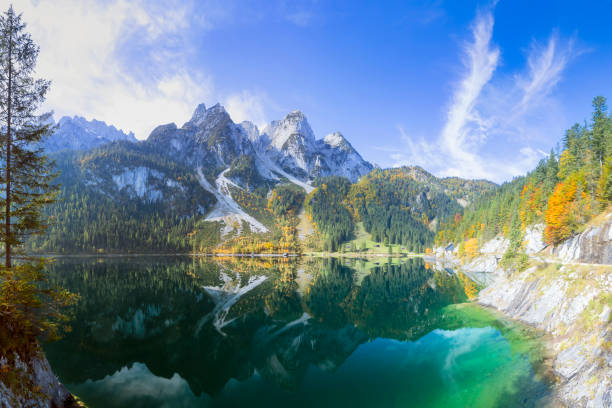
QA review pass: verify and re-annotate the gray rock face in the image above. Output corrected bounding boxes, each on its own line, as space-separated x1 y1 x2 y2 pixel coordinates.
436 214 611 288
552 214 612 264
44 115 136 152
480 236 509 254
524 224 546 254
315 132 373 182
1 352 74 407
478 263 611 408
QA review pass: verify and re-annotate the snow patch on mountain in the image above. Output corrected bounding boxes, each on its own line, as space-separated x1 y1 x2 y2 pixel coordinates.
257 155 314 193
323 132 345 148
197 167 269 236
264 110 315 151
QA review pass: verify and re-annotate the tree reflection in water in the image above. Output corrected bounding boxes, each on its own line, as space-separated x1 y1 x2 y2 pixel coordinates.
43 256 548 406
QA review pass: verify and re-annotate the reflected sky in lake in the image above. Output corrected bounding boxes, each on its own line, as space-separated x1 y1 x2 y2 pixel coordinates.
44 257 552 408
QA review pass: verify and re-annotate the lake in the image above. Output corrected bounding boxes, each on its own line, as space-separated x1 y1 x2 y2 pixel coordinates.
43 256 552 408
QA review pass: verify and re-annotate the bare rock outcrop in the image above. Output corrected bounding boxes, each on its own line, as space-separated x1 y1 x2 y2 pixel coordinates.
478 264 611 408
432 213 612 407
552 213 612 264
0 351 76 408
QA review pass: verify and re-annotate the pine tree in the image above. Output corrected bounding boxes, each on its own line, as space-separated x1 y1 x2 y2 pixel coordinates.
543 149 559 197
0 6 54 267
592 96 608 171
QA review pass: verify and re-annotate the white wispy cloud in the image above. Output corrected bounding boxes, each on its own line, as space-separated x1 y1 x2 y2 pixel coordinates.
224 90 269 129
3 0 270 139
514 32 575 116
394 8 577 183
438 10 499 178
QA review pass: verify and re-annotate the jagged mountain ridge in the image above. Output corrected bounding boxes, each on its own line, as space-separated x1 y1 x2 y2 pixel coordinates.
140 103 374 234
147 103 373 183
258 110 373 182
43 115 137 152
32 102 497 252
42 103 374 239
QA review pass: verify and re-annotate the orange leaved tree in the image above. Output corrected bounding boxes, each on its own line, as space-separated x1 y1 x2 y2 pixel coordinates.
544 177 578 245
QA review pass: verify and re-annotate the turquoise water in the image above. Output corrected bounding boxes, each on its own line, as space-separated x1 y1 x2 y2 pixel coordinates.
44 257 551 407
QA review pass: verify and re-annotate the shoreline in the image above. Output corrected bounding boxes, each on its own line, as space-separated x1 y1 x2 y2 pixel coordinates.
431 242 611 407
35 251 427 259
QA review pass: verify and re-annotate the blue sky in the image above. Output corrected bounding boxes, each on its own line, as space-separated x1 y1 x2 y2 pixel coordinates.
8 0 612 182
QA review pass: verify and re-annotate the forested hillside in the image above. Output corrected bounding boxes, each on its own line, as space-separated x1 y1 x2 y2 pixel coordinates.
25 102 379 254
27 144 219 253
437 96 612 263
27 141 312 254
349 168 465 249
212 182 306 254
303 167 493 252
305 177 355 251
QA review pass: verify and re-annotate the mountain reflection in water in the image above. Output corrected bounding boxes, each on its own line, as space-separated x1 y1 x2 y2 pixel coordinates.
44 257 551 408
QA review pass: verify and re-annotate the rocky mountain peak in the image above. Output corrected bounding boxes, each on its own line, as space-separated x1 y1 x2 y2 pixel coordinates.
58 116 136 141
48 102 375 187
147 123 178 142
239 121 261 144
264 109 315 151
286 110 306 120
323 132 353 151
183 102 229 130
191 103 207 119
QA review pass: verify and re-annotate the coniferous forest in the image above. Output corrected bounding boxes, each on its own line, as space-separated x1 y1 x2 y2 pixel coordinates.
436 96 612 265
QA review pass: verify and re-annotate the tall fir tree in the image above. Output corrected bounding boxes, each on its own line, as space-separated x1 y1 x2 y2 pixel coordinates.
591 96 608 172
0 5 54 267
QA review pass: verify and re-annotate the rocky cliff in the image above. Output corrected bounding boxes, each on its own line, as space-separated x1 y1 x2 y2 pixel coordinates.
550 213 612 264
479 263 611 407
432 213 612 407
0 350 77 407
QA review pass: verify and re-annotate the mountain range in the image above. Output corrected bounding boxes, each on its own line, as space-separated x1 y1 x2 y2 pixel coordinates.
29 102 495 253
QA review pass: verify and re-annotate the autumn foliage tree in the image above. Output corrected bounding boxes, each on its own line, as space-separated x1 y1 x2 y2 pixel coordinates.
544 172 594 245
463 238 479 259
